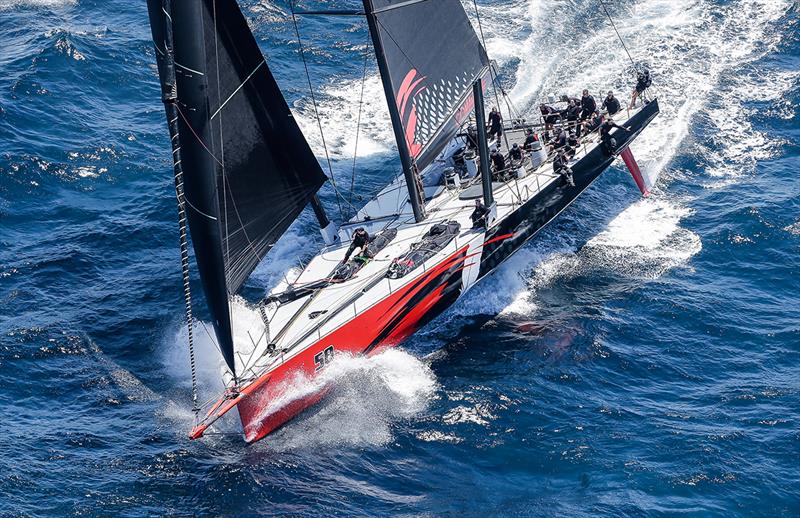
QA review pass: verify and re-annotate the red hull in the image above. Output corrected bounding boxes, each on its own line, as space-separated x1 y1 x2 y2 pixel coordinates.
236 246 471 443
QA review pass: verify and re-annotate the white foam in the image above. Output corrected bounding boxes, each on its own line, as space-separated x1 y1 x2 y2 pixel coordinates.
583 197 702 279
261 348 437 450
0 0 74 9
294 74 395 161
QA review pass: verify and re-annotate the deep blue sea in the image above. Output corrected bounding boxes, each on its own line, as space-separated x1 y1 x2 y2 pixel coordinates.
1 0 799 515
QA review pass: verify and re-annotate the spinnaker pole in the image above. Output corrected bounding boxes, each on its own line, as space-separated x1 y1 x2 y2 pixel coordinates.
362 0 426 223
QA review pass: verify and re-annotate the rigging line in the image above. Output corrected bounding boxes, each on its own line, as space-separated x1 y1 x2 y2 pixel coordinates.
471 0 510 150
598 0 637 70
289 0 345 219
348 43 370 214
175 104 224 167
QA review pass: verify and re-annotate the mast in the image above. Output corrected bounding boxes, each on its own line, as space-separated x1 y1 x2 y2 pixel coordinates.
362 0 426 223
472 79 494 208
169 0 238 378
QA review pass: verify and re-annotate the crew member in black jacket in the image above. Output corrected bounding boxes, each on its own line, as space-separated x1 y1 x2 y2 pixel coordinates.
602 91 621 115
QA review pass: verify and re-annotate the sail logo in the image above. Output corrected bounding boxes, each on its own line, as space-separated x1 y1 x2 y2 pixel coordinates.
396 69 427 158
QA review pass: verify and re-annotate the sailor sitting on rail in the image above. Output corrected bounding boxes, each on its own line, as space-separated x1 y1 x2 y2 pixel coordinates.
342 227 371 263
549 127 568 154
585 110 604 134
553 149 575 187
565 130 579 160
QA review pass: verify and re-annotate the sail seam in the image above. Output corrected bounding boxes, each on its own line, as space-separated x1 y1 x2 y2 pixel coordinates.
209 60 265 120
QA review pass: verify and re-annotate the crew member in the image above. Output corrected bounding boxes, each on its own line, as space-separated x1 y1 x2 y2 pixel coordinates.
466 124 478 150
566 130 579 159
343 227 370 263
470 199 491 229
565 98 582 137
523 128 539 151
553 149 575 187
599 117 630 155
551 127 568 152
602 90 621 115
580 89 596 120
586 111 603 133
540 103 560 139
629 69 652 109
509 142 523 162
488 107 503 144
490 146 506 176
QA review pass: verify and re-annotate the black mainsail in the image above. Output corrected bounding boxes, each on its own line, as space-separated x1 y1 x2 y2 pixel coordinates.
363 0 490 220
147 0 328 376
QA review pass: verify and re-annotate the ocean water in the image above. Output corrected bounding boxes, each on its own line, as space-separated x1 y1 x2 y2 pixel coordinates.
1 0 798 515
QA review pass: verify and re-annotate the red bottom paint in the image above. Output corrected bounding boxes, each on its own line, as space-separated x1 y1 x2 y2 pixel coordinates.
621 147 649 196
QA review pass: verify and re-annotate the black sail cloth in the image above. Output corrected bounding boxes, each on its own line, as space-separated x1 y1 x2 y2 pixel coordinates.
146 0 328 376
368 0 491 172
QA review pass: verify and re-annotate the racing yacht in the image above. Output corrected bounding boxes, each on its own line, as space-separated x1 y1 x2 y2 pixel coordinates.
146 0 659 443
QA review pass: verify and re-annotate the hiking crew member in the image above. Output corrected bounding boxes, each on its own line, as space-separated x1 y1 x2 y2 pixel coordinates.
586 111 603 133
553 149 575 187
630 69 652 109
566 130 579 159
488 107 503 143
599 117 630 155
580 89 596 120
551 128 568 152
602 91 621 115
343 227 371 263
